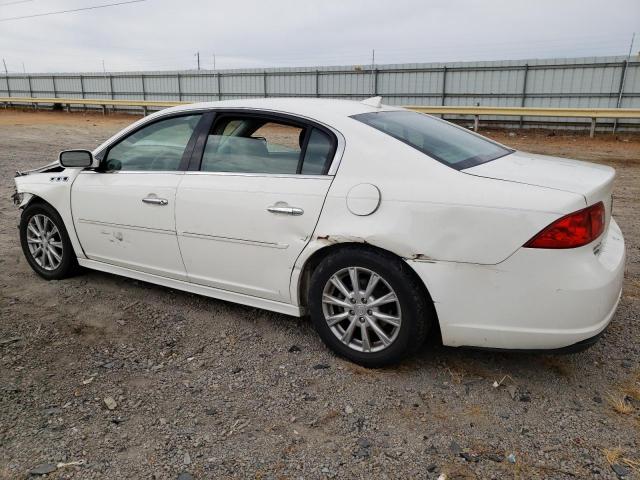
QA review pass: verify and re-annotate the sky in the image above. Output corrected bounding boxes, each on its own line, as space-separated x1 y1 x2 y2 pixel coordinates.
0 0 639 73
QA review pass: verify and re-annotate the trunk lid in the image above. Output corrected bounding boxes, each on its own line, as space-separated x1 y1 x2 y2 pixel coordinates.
464 150 615 228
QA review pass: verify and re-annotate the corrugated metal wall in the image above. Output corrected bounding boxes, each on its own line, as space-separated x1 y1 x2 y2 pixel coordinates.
2 55 639 128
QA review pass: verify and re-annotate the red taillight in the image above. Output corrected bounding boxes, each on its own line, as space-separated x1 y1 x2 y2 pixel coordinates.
524 202 605 249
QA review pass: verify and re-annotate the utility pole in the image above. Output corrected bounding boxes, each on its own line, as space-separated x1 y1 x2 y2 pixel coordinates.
196 51 200 71
370 49 375 96
102 59 106 74
613 32 635 133
22 62 26 74
2 58 8 74
212 53 216 71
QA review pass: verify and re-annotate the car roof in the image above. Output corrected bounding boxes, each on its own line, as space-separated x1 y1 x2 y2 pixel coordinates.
158 97 403 126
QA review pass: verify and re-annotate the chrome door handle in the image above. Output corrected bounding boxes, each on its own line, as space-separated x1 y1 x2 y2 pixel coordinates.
142 197 168 206
267 204 304 216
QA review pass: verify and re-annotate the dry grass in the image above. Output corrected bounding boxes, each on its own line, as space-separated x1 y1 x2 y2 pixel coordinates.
603 447 640 474
445 365 466 384
604 447 624 465
620 375 640 401
463 405 486 418
607 371 640 415
607 392 634 414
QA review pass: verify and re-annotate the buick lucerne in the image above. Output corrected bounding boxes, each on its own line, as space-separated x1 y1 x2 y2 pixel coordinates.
13 98 625 366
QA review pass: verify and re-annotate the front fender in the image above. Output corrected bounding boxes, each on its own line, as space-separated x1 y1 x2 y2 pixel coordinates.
14 170 87 259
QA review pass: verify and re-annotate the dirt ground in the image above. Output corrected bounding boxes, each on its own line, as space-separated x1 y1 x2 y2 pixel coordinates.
1 109 639 480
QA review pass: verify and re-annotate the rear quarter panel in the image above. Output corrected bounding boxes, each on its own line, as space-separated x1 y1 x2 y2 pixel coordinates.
291 120 588 304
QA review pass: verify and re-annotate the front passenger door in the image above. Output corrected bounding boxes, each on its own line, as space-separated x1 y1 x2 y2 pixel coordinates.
72 114 205 280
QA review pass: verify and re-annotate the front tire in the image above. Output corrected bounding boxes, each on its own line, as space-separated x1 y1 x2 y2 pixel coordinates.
19 202 79 280
308 247 433 367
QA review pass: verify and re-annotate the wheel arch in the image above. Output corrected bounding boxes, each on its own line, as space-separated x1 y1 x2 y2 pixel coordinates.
15 180 87 260
294 241 441 340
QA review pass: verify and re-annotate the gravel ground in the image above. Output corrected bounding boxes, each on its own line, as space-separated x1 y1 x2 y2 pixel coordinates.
1 110 639 480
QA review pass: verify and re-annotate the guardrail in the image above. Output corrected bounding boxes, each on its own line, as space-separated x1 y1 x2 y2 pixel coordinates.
2 96 640 137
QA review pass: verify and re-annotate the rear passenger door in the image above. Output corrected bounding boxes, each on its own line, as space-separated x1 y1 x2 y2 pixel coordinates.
175 112 337 303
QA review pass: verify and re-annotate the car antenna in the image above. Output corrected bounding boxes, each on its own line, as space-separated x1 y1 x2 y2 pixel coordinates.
361 96 382 108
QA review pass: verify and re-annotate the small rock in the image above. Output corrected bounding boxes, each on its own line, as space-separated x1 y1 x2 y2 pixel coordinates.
449 441 462 454
103 396 117 410
427 463 438 472
357 438 371 448
177 473 194 480
507 453 516 464
344 405 354 415
519 393 531 402
231 367 243 374
29 464 57 475
506 385 518 400
593 396 603 404
354 448 370 458
612 463 630 478
288 345 301 353
353 440 371 458
460 452 479 462
486 454 503 462
183 452 191 465
313 363 330 370
508 131 517 137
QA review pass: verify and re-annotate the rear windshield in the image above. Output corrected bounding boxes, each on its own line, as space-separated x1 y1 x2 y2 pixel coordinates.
352 110 513 170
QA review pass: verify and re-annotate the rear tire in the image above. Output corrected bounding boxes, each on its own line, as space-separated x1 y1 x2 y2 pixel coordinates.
308 247 433 367
19 202 79 280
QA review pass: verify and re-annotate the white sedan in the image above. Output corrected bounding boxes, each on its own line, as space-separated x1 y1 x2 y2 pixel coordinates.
13 98 625 366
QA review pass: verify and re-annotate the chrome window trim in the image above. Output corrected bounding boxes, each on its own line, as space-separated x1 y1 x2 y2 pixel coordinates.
79 170 185 175
183 171 333 180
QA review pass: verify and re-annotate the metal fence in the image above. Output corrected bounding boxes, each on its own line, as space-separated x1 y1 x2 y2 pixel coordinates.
2 55 639 128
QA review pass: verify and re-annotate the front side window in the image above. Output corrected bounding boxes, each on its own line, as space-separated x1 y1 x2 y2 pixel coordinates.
200 115 335 175
104 115 201 171
352 111 512 170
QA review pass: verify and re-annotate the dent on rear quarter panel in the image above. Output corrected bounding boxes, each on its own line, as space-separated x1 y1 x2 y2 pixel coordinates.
305 125 587 267
314 234 434 261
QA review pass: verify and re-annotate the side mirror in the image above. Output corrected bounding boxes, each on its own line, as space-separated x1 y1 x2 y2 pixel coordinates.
59 149 96 168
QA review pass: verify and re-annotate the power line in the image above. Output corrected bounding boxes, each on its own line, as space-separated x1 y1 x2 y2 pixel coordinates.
0 0 145 22
0 0 33 6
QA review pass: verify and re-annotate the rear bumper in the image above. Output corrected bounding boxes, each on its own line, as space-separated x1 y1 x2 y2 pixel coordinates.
407 218 625 350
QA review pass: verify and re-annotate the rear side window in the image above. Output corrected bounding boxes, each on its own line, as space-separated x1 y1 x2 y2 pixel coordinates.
202 117 303 174
200 115 336 175
301 129 333 175
352 111 512 170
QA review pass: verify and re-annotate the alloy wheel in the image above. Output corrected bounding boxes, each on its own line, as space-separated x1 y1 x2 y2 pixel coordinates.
26 214 63 271
321 266 402 353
